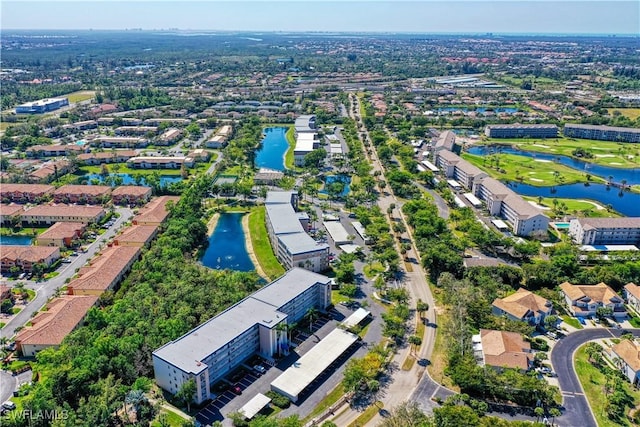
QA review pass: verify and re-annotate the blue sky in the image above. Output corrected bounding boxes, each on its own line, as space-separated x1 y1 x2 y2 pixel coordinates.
2 1 638 34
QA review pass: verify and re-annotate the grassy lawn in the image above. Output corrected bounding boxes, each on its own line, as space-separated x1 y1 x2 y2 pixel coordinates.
65 90 96 103
480 137 640 169
247 206 285 280
347 402 383 427
0 322 5 328
462 152 606 186
284 126 298 170
575 344 640 427
522 196 618 218
608 108 640 121
11 307 22 314
332 290 350 305
363 261 385 279
43 271 60 280
151 409 189 427
1 227 49 236
426 296 458 391
561 315 583 329
302 384 346 423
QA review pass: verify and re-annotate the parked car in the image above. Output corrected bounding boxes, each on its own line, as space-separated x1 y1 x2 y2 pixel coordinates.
253 364 266 374
2 401 16 411
231 385 242 395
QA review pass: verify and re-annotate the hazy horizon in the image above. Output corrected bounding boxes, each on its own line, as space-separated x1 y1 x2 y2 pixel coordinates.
2 1 638 35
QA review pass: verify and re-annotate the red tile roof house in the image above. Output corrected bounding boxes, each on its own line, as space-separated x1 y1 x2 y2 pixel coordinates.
132 196 180 226
67 246 141 296
0 246 61 273
111 186 152 206
36 222 86 248
0 183 55 203
26 144 87 158
77 150 137 166
52 185 112 205
492 288 553 326
474 329 532 371
21 204 106 225
0 204 26 226
112 225 158 247
15 295 99 357
28 160 71 183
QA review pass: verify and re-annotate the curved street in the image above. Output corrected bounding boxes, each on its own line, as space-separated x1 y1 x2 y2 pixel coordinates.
550 327 640 427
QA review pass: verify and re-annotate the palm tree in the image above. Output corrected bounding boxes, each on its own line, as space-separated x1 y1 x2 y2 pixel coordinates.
549 407 561 425
408 335 422 355
125 389 147 421
306 307 318 332
416 300 429 321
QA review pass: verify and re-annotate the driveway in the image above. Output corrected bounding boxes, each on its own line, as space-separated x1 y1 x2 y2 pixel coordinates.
0 207 133 338
550 327 640 427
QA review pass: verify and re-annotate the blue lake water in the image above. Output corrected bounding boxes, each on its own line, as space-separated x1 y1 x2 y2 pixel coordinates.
84 173 182 187
256 127 289 171
200 213 255 272
320 175 351 196
0 235 33 245
505 182 640 217
467 145 640 185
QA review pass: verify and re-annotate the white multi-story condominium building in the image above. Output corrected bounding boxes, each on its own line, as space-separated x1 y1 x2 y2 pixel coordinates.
265 191 329 272
569 217 640 245
564 124 640 143
484 124 558 139
472 177 549 237
294 133 320 167
294 114 317 135
152 268 332 404
435 150 487 189
432 130 459 155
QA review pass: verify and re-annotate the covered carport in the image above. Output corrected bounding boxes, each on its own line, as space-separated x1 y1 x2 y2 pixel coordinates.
270 329 359 402
238 393 272 420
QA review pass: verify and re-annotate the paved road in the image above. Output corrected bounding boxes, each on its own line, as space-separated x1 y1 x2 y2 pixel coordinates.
550 328 640 427
0 370 16 404
0 207 133 338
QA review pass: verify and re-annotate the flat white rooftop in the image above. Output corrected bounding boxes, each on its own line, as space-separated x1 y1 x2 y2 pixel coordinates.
342 308 371 329
239 393 271 420
492 219 509 230
270 328 359 402
323 221 351 245
453 196 466 208
463 192 482 207
338 244 360 254
447 179 462 189
421 159 439 172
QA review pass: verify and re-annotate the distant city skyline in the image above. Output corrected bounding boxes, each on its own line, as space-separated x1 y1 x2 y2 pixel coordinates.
2 1 639 35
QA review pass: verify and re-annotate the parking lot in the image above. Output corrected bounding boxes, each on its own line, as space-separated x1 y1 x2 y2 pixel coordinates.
195 308 349 426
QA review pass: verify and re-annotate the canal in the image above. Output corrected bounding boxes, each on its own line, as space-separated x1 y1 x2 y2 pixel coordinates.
200 213 255 272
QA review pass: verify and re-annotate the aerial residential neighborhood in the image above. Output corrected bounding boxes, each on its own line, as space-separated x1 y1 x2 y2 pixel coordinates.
0 2 639 427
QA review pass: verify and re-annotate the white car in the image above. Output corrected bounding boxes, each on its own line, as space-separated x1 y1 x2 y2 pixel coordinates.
2 401 16 410
253 364 266 374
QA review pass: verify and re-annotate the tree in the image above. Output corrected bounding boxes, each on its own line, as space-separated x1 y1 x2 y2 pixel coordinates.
596 306 613 319
306 307 318 331
377 402 431 427
416 300 429 321
534 406 545 422
549 407 561 425
175 378 197 412
408 335 422 355
543 315 559 331
303 148 327 170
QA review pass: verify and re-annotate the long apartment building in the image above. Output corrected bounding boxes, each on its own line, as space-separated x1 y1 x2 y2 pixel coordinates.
485 124 558 139
15 295 99 357
67 246 141 296
91 136 148 149
472 176 549 237
1 184 55 204
563 124 640 143
152 268 332 404
21 204 106 225
265 191 329 273
569 217 640 245
53 185 112 204
435 149 488 189
0 246 61 273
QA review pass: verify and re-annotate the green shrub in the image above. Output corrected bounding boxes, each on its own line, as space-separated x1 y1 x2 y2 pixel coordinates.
265 390 291 408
